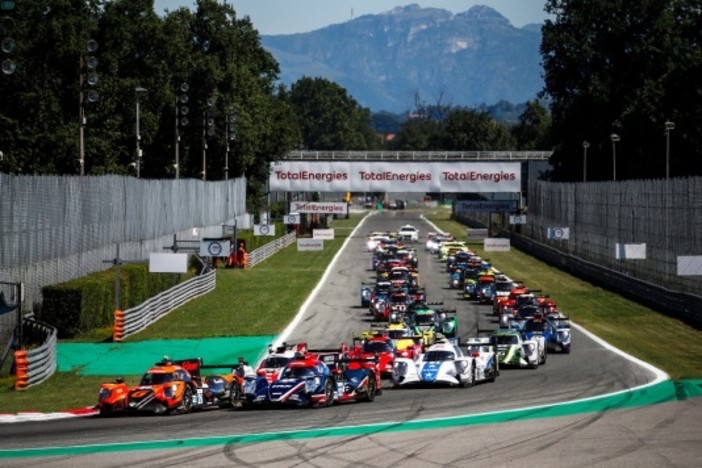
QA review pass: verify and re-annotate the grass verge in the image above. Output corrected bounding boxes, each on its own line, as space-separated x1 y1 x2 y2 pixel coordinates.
424 208 702 380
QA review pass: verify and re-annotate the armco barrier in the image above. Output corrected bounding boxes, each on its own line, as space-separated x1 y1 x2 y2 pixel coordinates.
14 317 57 390
116 269 216 341
246 232 296 268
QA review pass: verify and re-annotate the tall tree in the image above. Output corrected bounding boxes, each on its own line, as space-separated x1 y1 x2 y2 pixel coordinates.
288 76 379 150
440 109 514 151
512 100 552 150
541 0 702 181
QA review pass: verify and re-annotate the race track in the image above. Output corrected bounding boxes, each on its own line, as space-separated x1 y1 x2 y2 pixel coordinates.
2 211 700 467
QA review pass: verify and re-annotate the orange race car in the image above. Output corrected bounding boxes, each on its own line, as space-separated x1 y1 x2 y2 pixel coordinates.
97 357 241 416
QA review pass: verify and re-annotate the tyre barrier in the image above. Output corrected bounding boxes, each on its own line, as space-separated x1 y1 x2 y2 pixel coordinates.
112 309 124 343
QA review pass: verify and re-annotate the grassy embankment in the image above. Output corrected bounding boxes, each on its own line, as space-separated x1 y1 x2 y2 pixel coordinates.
424 210 702 380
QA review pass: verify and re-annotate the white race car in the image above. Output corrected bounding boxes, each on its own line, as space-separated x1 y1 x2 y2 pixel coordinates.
398 225 419 243
464 337 500 383
392 339 476 387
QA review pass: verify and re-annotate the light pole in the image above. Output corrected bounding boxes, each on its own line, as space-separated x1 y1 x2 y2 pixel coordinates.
582 140 589 182
225 107 235 180
665 120 675 179
135 86 148 178
201 97 214 181
78 39 99 175
175 82 189 179
610 133 620 181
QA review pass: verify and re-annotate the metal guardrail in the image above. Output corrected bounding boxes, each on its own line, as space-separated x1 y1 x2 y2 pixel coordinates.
246 232 297 268
116 269 217 341
284 150 552 161
14 315 57 390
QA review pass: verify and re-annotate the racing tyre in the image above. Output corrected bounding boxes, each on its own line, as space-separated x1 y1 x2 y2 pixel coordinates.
227 381 241 408
360 374 377 402
177 386 194 414
460 363 475 388
323 379 334 407
540 348 548 366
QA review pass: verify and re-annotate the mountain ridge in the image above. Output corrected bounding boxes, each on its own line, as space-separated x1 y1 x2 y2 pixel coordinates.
261 4 544 113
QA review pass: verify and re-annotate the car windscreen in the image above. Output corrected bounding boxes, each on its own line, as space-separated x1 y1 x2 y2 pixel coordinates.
261 357 291 368
493 335 519 345
140 372 175 385
424 350 454 362
363 341 394 353
281 366 316 379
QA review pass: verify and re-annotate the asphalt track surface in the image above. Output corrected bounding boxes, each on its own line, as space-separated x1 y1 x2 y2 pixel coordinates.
1 211 701 466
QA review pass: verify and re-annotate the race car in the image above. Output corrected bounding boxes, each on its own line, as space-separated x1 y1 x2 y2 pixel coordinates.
490 329 545 369
464 337 500 383
255 342 309 383
384 321 424 359
397 225 419 242
244 353 378 407
354 332 396 375
391 338 477 388
97 357 237 416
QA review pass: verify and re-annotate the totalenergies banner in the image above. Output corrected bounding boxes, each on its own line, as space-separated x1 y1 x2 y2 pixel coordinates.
269 161 521 193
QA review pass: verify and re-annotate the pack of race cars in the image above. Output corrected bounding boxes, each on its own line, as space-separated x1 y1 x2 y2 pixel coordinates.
96 225 571 415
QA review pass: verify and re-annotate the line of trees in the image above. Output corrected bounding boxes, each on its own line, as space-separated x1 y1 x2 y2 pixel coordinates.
1 0 698 188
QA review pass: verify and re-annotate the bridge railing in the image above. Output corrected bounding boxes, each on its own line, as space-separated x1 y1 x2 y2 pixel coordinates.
284 150 552 161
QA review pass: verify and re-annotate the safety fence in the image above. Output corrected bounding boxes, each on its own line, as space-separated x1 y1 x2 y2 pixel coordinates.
14 314 57 390
113 269 217 342
246 232 297 268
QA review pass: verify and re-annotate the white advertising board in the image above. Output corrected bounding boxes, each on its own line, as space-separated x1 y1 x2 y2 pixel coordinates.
615 243 647 260
149 253 188 273
677 256 702 276
284 213 300 225
270 161 521 193
313 229 335 240
297 238 324 251
290 201 348 215
547 227 570 240
509 215 527 225
253 224 275 236
199 239 231 257
484 238 511 252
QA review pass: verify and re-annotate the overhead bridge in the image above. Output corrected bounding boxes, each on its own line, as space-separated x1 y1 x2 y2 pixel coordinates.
283 150 552 161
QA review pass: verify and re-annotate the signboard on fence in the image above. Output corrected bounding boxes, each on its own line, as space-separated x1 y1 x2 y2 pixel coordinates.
313 229 335 240
297 238 324 251
484 238 511 252
677 256 702 276
199 239 231 257
253 224 275 236
284 213 300 224
615 243 647 260
547 227 570 240
509 215 527 225
149 253 188 273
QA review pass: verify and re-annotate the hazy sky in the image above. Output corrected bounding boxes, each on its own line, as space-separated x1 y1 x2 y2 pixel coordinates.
153 1 551 35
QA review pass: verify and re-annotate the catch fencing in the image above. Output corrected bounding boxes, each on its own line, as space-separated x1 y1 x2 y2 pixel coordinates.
521 177 702 296
0 174 248 311
455 176 702 325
